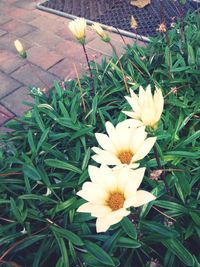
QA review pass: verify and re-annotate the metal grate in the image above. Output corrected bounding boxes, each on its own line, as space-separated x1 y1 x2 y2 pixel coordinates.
40 0 199 37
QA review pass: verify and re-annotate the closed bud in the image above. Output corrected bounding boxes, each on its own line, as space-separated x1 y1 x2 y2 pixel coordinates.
14 40 27 59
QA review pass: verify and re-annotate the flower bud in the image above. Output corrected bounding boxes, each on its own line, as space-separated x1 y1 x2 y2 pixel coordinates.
92 23 110 42
14 40 27 59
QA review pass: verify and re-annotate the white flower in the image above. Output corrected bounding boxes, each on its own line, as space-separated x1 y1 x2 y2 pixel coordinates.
68 18 87 43
92 119 156 169
92 23 110 42
77 165 155 232
123 85 164 129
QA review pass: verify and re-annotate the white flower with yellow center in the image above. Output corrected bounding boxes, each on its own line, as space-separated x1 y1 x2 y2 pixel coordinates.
123 85 164 130
92 23 110 42
68 18 87 44
77 165 156 232
92 119 156 169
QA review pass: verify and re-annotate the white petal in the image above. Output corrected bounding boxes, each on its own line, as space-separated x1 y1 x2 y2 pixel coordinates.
124 167 146 198
122 111 139 120
96 208 130 232
92 154 121 165
88 165 99 183
95 133 117 153
105 121 120 148
154 88 164 122
115 123 132 150
77 202 111 217
125 190 155 208
126 89 141 114
131 137 156 162
130 126 147 154
100 165 119 191
77 182 108 204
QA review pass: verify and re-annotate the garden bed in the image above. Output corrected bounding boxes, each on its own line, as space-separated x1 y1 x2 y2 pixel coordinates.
0 10 200 267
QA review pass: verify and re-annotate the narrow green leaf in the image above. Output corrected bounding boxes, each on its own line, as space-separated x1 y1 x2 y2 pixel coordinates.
51 226 84 246
162 238 194 266
121 217 137 239
84 240 115 266
45 159 82 174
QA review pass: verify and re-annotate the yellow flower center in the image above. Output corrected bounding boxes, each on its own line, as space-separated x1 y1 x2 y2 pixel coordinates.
118 151 133 164
107 192 125 211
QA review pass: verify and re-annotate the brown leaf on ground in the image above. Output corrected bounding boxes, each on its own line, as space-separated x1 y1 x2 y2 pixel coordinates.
130 0 151 8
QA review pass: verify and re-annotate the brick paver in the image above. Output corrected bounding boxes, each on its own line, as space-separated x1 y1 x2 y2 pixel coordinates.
0 0 137 132
1 86 33 116
0 29 7 37
0 52 26 74
11 63 59 88
0 104 15 126
0 71 22 98
26 46 63 70
1 20 37 37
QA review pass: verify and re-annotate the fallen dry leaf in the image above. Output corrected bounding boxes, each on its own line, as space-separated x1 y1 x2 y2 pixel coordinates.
130 0 151 8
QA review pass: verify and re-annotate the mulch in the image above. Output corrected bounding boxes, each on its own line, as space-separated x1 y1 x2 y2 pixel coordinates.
39 0 199 37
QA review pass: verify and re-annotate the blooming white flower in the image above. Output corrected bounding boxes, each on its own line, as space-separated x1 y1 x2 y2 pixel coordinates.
92 23 110 42
123 85 164 129
14 39 27 58
92 119 156 168
68 18 87 44
77 165 155 232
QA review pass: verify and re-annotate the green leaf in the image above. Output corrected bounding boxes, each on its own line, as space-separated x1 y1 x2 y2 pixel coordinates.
121 217 137 239
117 237 141 248
162 239 194 266
36 128 49 152
51 226 84 246
23 164 41 181
84 240 115 266
45 159 82 174
140 221 179 238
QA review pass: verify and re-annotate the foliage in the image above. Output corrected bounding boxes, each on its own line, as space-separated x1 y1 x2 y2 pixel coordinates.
0 12 200 267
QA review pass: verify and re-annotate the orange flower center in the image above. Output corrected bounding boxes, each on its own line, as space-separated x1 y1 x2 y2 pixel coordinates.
107 192 125 211
118 151 133 164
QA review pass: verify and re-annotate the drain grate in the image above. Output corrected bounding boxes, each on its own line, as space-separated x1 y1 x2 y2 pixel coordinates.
39 0 199 37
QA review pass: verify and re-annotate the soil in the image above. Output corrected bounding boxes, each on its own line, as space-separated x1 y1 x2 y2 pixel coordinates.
40 0 199 37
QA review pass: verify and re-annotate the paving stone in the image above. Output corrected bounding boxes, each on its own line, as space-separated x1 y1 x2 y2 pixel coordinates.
23 29 63 50
0 15 12 25
0 104 15 125
0 50 26 74
13 0 36 10
0 29 7 37
29 16 67 33
0 33 33 53
11 63 60 88
1 86 33 116
9 8 38 22
87 36 126 57
0 71 22 99
54 39 101 63
48 58 86 80
26 46 63 70
1 20 37 37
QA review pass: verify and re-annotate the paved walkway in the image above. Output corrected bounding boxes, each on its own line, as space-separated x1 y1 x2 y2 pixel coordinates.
0 0 138 130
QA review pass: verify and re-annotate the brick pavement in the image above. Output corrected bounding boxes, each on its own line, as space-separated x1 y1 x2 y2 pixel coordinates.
0 0 139 130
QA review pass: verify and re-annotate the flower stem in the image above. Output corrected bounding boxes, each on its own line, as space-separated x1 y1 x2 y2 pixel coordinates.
109 42 129 93
153 145 171 196
73 63 87 113
82 43 93 80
